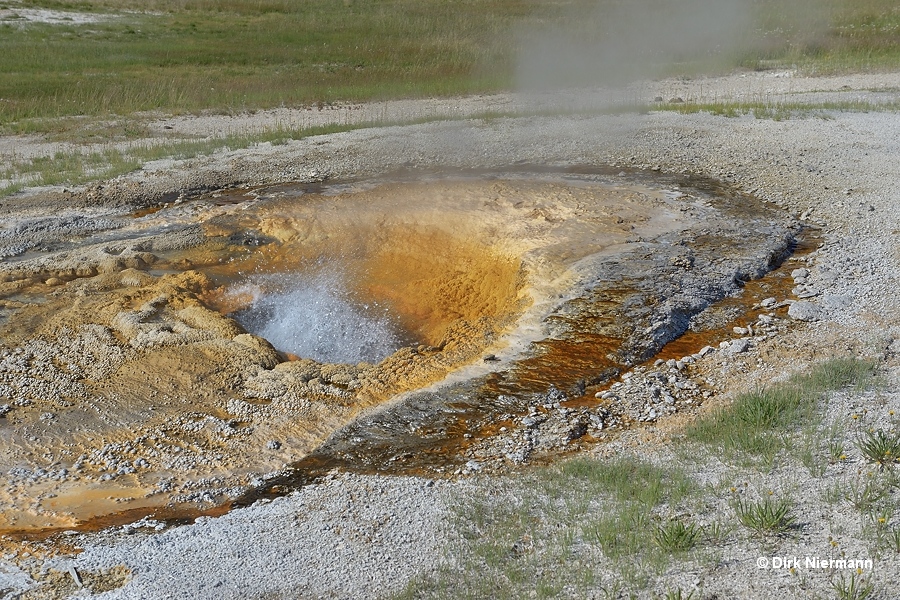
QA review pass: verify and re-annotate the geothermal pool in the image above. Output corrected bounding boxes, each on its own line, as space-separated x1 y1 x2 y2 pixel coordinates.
0 167 801 535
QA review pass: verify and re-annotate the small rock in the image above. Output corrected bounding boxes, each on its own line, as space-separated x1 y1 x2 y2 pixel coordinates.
266 440 281 450
788 301 820 322
723 339 751 356
698 345 714 356
545 385 567 403
733 327 748 335
760 297 777 308
791 268 810 279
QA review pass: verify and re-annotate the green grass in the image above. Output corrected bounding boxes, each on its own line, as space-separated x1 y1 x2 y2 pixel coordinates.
683 357 876 467
0 0 540 130
653 519 702 552
856 428 900 469
657 99 900 120
831 572 875 600
0 147 140 191
732 496 797 537
1 0 899 132
395 456 702 598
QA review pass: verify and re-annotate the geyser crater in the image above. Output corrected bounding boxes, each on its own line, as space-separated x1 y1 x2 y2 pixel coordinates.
0 168 802 535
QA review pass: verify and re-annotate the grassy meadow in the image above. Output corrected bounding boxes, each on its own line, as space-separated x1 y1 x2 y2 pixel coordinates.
0 0 899 195
0 0 899 131
0 0 538 129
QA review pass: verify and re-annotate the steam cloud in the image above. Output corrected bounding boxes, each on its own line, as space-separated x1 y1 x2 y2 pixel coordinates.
515 0 832 92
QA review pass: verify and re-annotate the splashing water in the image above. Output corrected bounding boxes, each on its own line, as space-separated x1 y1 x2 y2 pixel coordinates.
229 269 406 364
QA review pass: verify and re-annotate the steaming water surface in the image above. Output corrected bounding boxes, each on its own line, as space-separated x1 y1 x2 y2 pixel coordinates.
228 270 407 364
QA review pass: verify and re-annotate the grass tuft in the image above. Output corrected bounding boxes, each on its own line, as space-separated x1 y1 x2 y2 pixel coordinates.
856 429 900 469
831 572 875 600
844 477 889 512
653 520 701 552
732 496 797 537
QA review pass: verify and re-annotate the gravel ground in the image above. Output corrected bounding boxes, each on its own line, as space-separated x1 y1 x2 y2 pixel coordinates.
1 70 900 599
68 473 449 600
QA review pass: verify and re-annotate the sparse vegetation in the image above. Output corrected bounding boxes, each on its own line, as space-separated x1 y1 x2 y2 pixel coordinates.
662 589 696 600
684 357 876 467
395 456 703 598
391 356 890 597
831 572 875 600
844 476 889 512
732 496 797 537
653 519 702 552
656 99 900 120
856 428 900 469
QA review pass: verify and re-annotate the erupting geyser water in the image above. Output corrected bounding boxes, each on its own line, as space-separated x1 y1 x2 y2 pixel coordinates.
228 268 407 364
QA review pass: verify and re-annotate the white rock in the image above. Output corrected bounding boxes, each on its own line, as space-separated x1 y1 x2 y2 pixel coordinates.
788 301 821 322
723 338 750 355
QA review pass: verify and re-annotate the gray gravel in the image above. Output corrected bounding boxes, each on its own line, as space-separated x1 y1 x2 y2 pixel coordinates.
2 70 900 599
62 473 448 600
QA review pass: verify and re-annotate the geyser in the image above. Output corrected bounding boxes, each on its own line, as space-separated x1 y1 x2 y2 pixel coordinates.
227 268 408 364
0 169 801 536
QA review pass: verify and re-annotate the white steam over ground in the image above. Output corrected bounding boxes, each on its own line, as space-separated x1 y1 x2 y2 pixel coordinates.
228 269 406 365
515 0 831 93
